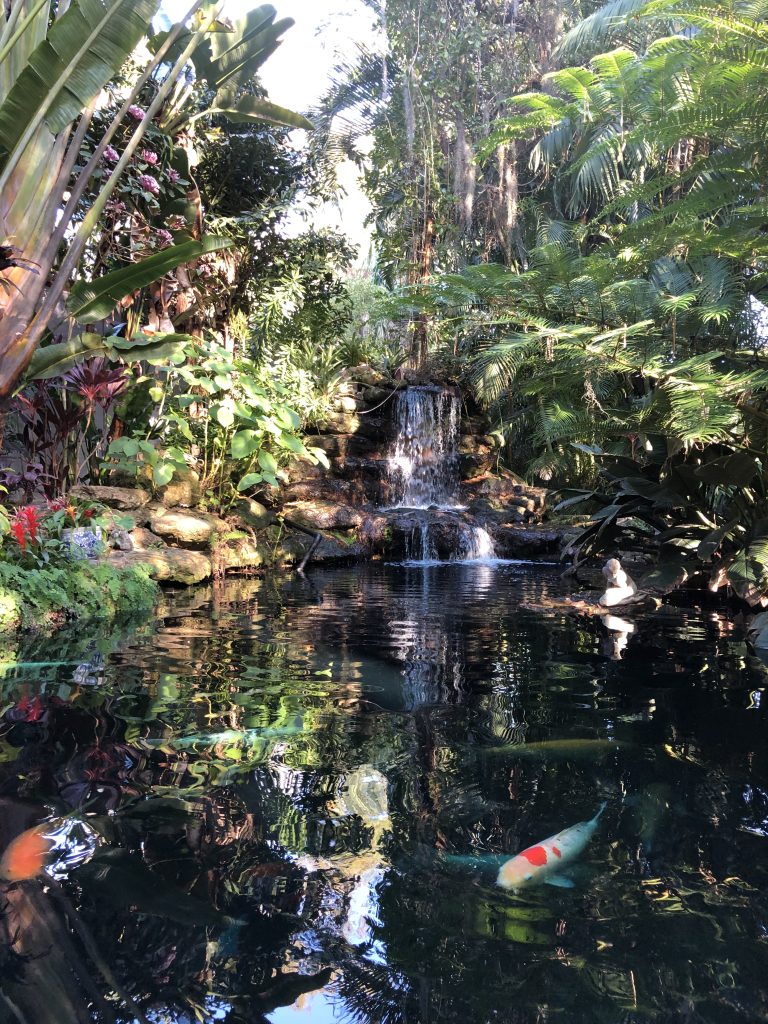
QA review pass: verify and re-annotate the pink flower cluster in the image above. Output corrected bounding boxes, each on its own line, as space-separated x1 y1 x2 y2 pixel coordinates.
127 105 145 121
137 174 160 196
103 145 120 164
140 149 158 166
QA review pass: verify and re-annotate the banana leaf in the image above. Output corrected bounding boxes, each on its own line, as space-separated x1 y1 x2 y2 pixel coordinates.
193 6 290 90
208 90 313 130
66 235 233 322
0 0 159 168
24 332 190 382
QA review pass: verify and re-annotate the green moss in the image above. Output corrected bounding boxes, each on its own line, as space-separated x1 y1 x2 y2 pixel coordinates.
0 561 158 635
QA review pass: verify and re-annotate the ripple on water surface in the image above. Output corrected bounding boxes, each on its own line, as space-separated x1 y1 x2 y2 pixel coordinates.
1 563 768 1024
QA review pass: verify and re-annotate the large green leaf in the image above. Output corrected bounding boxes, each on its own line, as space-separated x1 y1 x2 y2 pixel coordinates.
24 332 190 382
694 451 760 487
726 537 768 605
66 236 233 322
0 0 159 165
194 6 292 91
209 90 313 130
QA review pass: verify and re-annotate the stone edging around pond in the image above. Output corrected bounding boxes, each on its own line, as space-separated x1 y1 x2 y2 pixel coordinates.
70 484 579 586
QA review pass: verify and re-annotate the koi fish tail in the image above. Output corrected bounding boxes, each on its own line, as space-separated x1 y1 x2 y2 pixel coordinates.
593 801 608 822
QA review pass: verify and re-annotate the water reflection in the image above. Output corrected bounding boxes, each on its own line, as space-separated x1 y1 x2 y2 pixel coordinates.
1 564 768 1023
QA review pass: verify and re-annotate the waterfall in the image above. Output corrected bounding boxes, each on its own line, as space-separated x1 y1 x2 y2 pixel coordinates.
458 525 496 561
387 387 497 563
404 519 438 563
388 387 460 508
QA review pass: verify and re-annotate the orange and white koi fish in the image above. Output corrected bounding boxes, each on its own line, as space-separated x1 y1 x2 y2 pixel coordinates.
0 826 55 882
497 802 607 891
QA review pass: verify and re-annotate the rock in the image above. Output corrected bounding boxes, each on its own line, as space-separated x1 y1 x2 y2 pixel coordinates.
460 414 491 434
345 364 389 387
458 436 493 478
108 526 133 551
320 411 361 435
352 415 395 442
461 475 548 513
334 396 359 414
280 531 367 564
283 500 366 531
70 485 151 510
156 467 201 508
282 478 366 504
492 524 576 559
312 534 366 561
304 433 378 459
458 436 490 457
330 457 388 504
150 509 228 547
106 549 212 585
380 509 473 561
214 537 267 572
283 460 325 484
361 385 398 406
130 527 167 550
481 434 503 450
316 412 393 442
231 498 274 530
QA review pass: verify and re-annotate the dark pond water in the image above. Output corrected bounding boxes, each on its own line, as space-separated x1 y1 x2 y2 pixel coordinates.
2 563 768 1024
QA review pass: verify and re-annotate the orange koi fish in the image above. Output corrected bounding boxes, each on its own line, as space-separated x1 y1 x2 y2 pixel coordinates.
497 802 607 891
0 826 55 882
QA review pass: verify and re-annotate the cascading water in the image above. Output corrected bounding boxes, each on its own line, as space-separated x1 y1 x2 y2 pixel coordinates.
386 386 497 563
387 387 460 508
458 525 496 561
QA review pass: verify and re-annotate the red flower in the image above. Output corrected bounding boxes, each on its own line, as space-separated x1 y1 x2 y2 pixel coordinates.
18 506 41 544
10 521 26 550
10 506 42 548
83 508 94 518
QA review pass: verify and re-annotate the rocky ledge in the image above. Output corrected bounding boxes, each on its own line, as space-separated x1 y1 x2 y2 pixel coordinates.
79 369 577 584
82 483 575 586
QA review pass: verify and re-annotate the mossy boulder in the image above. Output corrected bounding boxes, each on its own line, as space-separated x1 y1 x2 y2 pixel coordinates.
107 549 212 585
230 498 274 530
130 527 167 550
156 467 201 508
149 509 228 547
71 485 151 510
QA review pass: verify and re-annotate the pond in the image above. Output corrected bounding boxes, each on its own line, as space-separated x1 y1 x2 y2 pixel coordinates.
1 562 768 1024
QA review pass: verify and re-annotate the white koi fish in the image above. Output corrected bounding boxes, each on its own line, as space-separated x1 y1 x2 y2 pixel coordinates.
497 802 607 891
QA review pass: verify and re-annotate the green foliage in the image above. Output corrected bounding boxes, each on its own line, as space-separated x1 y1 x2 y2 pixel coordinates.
67 236 233 322
0 559 157 634
0 0 310 399
397 0 768 602
103 341 329 506
341 278 406 370
558 440 768 605
0 0 158 174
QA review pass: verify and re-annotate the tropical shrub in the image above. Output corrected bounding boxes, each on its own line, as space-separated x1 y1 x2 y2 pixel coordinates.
558 441 768 605
102 341 329 507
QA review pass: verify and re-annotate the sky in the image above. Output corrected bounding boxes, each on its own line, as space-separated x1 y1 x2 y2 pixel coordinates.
162 0 377 263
